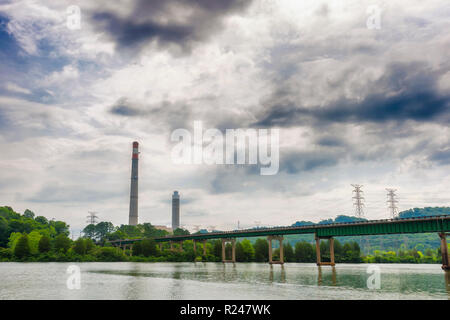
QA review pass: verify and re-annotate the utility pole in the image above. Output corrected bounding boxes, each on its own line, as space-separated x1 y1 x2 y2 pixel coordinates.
86 211 98 225
351 184 365 218
386 188 399 218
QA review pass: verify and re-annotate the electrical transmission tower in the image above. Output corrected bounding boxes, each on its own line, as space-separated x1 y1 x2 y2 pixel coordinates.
86 211 99 225
351 184 365 218
386 188 399 218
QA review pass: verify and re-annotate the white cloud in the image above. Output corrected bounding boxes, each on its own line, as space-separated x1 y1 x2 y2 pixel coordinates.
0 0 449 233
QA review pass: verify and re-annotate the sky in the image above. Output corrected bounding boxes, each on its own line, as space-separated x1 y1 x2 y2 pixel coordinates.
0 0 449 236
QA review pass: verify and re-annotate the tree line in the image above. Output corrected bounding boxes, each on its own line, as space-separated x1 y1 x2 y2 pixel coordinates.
0 206 447 264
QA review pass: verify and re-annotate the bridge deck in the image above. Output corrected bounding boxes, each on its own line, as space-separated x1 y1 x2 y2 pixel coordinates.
111 215 450 245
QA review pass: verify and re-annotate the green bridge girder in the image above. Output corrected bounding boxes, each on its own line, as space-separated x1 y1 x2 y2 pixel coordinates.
111 215 450 246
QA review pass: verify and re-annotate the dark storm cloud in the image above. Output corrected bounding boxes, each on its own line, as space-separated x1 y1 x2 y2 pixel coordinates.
279 150 339 174
315 136 346 147
92 0 253 53
255 62 450 127
109 97 191 131
429 149 450 165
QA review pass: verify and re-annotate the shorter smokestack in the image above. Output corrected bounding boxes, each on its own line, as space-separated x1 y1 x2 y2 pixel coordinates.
172 191 180 231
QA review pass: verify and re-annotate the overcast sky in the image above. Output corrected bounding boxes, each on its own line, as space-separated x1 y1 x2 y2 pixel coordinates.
0 0 449 235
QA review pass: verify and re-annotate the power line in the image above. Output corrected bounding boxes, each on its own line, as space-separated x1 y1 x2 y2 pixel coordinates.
86 211 99 225
386 188 399 218
351 184 365 218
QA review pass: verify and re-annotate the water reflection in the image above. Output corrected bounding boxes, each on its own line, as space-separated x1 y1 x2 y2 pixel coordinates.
123 264 144 300
269 265 286 283
444 271 450 299
169 264 184 299
317 266 337 287
0 262 448 299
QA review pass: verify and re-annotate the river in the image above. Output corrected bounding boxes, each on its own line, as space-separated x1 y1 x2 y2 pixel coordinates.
0 262 448 299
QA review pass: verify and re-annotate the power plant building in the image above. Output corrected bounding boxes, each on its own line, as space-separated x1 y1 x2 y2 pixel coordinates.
172 191 180 231
129 141 139 225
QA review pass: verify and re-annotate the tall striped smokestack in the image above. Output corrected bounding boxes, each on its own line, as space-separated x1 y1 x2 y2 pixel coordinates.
129 141 139 225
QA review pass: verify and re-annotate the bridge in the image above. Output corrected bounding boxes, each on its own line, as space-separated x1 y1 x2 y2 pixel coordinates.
111 215 450 270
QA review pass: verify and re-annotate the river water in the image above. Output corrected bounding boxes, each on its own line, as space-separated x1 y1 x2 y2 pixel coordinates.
0 262 448 300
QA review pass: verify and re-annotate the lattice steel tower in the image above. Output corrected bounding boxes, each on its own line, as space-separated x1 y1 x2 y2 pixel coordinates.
386 188 399 218
351 184 365 218
86 211 98 225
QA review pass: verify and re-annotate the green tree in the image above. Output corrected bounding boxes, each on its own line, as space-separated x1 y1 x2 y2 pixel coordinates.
295 241 315 262
283 242 295 262
334 239 343 261
7 232 22 251
117 225 142 238
350 241 361 262
95 222 115 241
54 234 71 253
50 220 70 236
0 216 8 247
212 240 222 260
35 216 48 225
85 238 95 252
132 241 142 256
73 238 87 255
240 239 255 262
173 228 190 236
14 234 30 258
106 230 127 241
96 247 125 261
254 239 268 262
23 209 35 219
28 230 42 254
38 235 51 253
140 238 157 257
83 224 96 239
235 242 245 261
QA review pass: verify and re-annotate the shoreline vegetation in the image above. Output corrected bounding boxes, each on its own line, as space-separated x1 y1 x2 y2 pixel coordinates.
0 206 449 264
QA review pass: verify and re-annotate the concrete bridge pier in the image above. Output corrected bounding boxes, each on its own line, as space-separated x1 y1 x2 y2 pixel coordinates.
267 236 284 264
193 240 207 256
222 238 236 263
122 244 132 256
315 235 335 266
439 233 449 270
170 241 183 252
